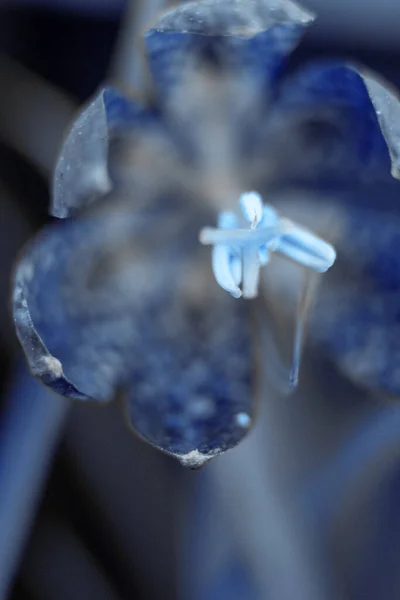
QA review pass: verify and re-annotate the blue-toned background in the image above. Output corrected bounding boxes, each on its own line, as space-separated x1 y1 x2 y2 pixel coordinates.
2 2 400 600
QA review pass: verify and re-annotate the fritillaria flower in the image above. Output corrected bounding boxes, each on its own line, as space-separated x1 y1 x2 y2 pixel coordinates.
13 0 400 467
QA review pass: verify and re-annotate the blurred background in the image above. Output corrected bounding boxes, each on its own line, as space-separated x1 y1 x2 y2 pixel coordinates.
2 1 400 600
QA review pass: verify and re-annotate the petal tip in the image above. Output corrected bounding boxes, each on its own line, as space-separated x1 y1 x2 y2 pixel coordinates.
391 164 400 180
174 449 217 469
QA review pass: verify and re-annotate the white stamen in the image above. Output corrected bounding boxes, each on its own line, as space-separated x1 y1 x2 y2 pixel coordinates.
242 245 261 298
240 191 264 229
212 210 242 297
212 245 242 298
278 218 336 273
199 192 336 392
199 196 335 289
289 271 319 389
199 226 278 246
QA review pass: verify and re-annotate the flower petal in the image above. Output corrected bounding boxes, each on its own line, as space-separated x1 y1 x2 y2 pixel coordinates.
145 2 312 104
264 63 393 187
52 87 157 218
143 5 313 206
153 0 314 36
13 217 126 402
362 72 400 180
13 251 90 401
258 191 400 396
311 203 400 396
124 288 255 465
13 199 255 464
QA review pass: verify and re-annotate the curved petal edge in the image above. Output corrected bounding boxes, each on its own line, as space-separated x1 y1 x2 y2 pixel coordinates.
153 0 314 36
361 71 400 180
12 251 91 400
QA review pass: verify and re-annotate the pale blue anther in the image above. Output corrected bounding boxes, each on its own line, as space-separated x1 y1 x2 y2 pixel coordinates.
211 211 242 298
240 191 264 228
276 219 336 273
200 193 336 299
218 212 238 229
258 206 278 267
260 205 279 228
200 193 336 390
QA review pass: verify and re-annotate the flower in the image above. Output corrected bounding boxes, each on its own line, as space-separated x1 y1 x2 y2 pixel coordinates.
13 0 400 467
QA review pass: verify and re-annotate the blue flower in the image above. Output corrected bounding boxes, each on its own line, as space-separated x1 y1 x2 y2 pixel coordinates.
12 0 400 466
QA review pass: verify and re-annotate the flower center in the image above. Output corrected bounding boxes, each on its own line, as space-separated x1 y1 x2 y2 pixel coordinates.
200 192 337 389
199 191 336 299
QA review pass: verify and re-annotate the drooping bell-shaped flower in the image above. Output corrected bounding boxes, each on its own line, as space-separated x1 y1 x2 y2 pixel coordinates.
13 0 400 467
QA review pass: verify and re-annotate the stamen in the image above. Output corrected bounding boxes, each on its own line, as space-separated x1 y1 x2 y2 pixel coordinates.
199 226 279 247
277 219 336 273
242 245 261 298
212 211 242 298
212 245 242 298
240 191 264 229
199 194 336 298
218 211 238 229
259 245 270 266
199 193 336 390
261 205 279 228
231 253 242 286
289 271 319 389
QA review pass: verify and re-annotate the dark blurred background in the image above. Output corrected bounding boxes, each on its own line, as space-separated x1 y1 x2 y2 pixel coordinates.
0 3 187 600
2 2 400 600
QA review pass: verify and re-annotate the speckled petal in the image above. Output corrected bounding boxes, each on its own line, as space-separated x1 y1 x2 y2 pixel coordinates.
153 0 314 36
13 252 90 401
257 61 400 393
13 199 255 464
13 217 128 402
259 185 400 397
362 72 400 180
52 87 157 218
145 2 312 104
261 63 393 189
144 22 312 199
311 201 400 397
124 285 255 466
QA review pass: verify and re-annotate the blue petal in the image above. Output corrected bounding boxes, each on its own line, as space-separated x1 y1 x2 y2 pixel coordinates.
268 62 393 185
145 24 309 105
13 201 254 464
52 87 158 218
362 73 400 179
152 0 314 37
261 63 400 395
310 201 400 395
13 218 124 402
